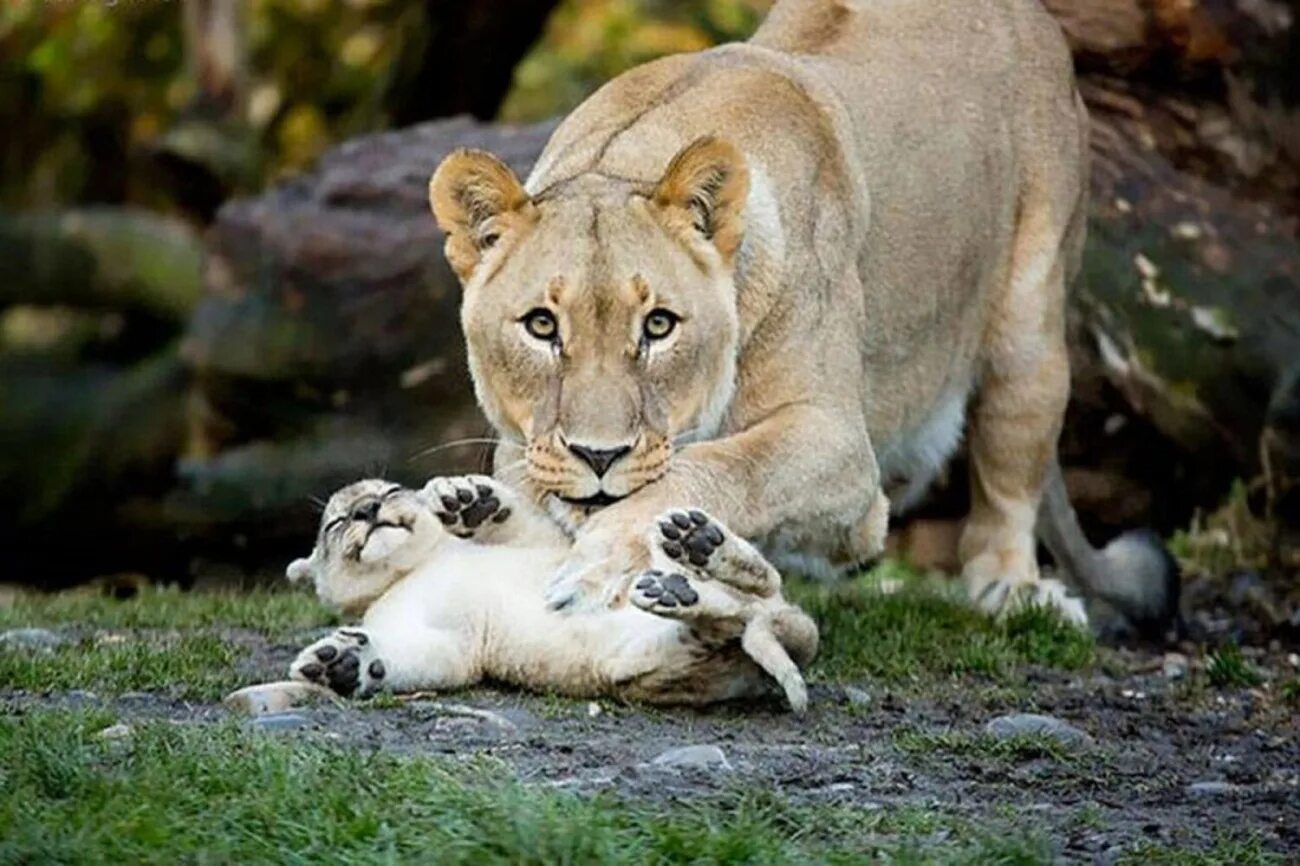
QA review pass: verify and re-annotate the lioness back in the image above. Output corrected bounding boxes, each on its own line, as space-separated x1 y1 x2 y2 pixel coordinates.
528 0 1086 451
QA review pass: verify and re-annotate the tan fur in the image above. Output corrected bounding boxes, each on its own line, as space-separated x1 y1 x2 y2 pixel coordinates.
428 0 1131 623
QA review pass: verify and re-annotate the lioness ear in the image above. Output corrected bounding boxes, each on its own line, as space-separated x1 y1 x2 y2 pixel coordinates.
652 136 749 263
429 149 533 282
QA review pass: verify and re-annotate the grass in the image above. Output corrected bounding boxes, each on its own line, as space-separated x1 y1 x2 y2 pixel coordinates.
791 564 1094 684
1205 642 1264 689
0 562 1094 700
0 585 337 635
0 708 1055 865
891 726 1086 766
0 633 245 701
1120 837 1286 866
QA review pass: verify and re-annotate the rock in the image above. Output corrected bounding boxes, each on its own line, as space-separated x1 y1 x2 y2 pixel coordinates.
649 744 732 772
1186 780 1241 797
222 681 333 716
95 723 133 740
247 713 311 731
985 713 1095 748
586 701 603 718
843 686 872 707
1162 652 1189 679
0 628 64 651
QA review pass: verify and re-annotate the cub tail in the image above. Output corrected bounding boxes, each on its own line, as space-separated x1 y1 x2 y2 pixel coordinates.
1036 461 1183 639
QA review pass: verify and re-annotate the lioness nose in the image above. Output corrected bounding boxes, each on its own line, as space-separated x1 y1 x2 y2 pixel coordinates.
567 443 632 478
351 498 381 523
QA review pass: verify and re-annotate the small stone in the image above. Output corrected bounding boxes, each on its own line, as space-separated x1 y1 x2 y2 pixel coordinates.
985 713 1094 748
0 628 64 651
650 744 732 772
248 713 311 731
843 686 872 707
96 723 133 740
1162 652 1189 680
1186 781 1240 797
586 701 603 718
223 681 333 716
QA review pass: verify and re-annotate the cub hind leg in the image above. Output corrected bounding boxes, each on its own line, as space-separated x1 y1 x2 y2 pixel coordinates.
633 509 819 712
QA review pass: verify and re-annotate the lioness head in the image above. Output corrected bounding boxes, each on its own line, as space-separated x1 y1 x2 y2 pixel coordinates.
286 480 438 613
429 137 749 508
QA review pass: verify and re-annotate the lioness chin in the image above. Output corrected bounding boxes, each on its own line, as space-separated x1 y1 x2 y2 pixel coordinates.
427 0 1179 635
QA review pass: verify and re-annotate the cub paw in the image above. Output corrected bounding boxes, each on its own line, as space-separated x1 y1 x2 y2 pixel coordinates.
290 629 387 698
425 475 512 540
631 569 700 612
656 509 726 571
969 576 1088 628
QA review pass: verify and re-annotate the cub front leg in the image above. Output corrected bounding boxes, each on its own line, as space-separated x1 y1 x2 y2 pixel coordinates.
291 628 387 698
424 475 566 547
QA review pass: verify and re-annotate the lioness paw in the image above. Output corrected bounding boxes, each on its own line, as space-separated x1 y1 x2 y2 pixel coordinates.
290 629 387 698
969 576 1088 628
425 475 512 541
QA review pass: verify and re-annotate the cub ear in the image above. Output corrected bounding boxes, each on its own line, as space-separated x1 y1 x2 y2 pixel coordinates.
651 136 749 264
286 556 317 585
429 149 534 283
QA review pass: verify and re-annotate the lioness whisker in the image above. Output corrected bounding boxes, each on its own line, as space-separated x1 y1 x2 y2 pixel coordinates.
408 437 524 462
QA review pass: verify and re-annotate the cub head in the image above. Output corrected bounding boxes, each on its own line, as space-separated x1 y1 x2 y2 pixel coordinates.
429 137 748 510
286 480 439 614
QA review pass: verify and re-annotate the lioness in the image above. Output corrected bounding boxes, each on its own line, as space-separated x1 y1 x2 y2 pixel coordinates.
428 0 1178 632
285 476 818 710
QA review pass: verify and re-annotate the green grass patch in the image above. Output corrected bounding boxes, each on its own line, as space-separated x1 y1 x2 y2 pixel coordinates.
1205 642 1264 689
790 563 1094 684
0 633 244 700
1120 836 1285 866
0 585 336 635
0 708 1054 865
891 726 1084 766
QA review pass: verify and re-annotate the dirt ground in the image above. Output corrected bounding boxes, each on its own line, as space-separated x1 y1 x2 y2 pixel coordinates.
6 624 1297 863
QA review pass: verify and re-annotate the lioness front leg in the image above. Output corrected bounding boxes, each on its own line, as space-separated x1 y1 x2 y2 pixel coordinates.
546 404 881 610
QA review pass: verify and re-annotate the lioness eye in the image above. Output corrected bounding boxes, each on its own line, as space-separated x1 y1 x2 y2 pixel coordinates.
522 308 558 342
643 309 678 340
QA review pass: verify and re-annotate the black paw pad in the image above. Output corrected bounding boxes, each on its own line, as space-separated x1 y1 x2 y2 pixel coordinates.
658 510 725 567
323 647 362 696
635 571 699 607
435 480 505 534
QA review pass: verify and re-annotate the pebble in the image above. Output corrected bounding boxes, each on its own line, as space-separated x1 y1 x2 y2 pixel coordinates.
0 628 64 651
248 713 311 731
649 744 732 772
586 702 603 718
843 686 872 707
985 713 1094 748
1186 780 1241 797
96 723 133 740
1162 652 1189 680
223 681 333 716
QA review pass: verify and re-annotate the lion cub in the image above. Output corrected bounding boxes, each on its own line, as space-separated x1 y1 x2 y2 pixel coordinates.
284 476 819 711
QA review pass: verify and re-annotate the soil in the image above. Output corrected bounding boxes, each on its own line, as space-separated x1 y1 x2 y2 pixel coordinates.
5 632 1297 862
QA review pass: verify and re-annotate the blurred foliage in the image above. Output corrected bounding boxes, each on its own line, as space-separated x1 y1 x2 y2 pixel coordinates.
501 0 771 123
0 0 418 209
0 0 771 210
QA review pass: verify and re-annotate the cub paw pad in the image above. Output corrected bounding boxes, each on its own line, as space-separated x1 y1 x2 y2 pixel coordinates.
658 510 725 568
431 477 510 538
633 570 699 608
